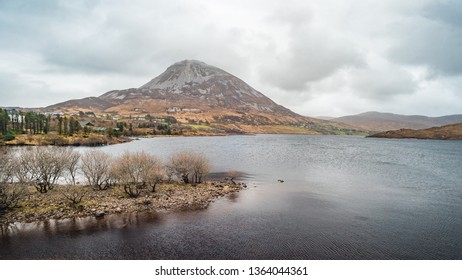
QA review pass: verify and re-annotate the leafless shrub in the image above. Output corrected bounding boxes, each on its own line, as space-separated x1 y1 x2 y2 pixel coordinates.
12 147 35 184
58 185 87 207
122 182 143 198
80 150 112 190
0 184 25 211
224 171 242 185
110 151 164 197
0 148 24 210
0 147 14 184
15 146 70 193
63 149 80 185
169 151 211 184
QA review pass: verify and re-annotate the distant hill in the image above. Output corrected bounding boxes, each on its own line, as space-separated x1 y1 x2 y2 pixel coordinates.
332 111 462 132
368 123 462 140
315 116 335 120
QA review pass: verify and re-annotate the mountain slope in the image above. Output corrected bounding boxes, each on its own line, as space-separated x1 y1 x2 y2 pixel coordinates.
332 111 462 132
46 97 116 111
368 123 462 140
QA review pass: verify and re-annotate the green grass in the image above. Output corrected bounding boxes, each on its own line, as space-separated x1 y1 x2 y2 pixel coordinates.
187 124 213 130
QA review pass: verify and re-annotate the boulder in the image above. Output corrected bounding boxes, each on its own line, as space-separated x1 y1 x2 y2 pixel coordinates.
94 211 106 218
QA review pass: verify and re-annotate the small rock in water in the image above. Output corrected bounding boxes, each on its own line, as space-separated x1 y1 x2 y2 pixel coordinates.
94 211 106 218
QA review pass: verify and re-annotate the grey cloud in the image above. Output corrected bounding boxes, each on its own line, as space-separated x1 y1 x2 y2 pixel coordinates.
0 0 250 78
261 31 363 91
0 70 57 107
259 2 364 91
423 0 462 28
388 2 462 76
350 67 417 101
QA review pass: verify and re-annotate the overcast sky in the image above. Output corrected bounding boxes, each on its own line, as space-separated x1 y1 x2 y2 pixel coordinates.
1 0 462 117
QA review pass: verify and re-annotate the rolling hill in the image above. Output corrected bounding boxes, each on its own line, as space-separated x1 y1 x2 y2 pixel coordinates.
368 123 462 140
332 111 462 132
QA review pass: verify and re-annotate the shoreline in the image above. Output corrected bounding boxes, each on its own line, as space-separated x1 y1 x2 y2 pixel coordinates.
2 134 134 147
0 181 246 227
1 133 245 147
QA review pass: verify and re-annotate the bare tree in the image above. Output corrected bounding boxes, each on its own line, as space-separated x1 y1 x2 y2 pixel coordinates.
169 151 193 183
0 184 24 211
0 146 14 184
80 150 112 190
15 146 69 193
110 151 164 197
13 147 36 184
63 149 80 185
58 185 87 207
141 154 164 192
1 147 24 210
190 153 211 184
169 151 211 184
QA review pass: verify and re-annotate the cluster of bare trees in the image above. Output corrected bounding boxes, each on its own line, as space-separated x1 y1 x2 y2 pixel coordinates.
108 150 210 197
110 151 164 197
15 146 80 193
0 146 211 210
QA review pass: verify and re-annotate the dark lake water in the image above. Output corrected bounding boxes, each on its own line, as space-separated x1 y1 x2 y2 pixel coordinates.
1 135 462 259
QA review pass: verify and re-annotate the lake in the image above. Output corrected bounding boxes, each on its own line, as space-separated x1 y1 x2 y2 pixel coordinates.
1 135 461 259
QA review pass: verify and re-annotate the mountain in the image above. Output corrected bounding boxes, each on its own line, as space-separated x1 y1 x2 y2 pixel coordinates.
95 60 301 119
332 111 462 132
47 60 359 134
138 60 290 113
368 123 462 140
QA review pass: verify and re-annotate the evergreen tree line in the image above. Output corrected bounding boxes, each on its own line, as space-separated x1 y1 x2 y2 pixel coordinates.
0 109 49 135
0 109 8 135
0 109 82 137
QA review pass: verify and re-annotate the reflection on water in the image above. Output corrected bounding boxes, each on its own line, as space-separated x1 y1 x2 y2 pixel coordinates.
1 135 462 259
1 212 160 239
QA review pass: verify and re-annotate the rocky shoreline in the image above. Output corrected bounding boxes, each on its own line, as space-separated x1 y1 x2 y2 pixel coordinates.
0 181 246 226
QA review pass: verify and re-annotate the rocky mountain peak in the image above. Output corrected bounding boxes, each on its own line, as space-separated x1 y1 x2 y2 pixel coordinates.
140 60 229 91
